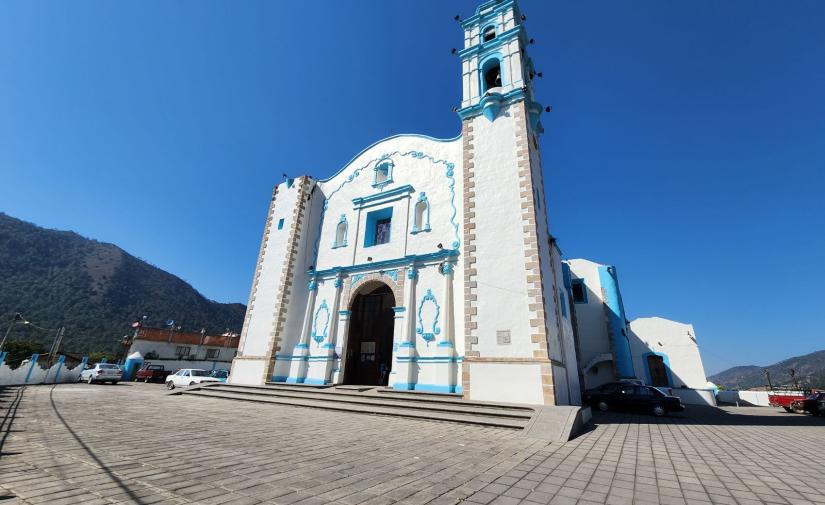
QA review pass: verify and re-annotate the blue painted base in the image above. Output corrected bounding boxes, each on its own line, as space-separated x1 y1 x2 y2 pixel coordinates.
285 376 306 384
304 378 329 385
392 383 462 394
271 375 288 382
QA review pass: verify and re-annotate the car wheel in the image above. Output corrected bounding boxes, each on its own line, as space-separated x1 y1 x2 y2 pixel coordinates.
144 378 150 383
166 381 175 390
111 381 118 385
597 401 609 412
652 404 666 417
792 403 805 414
189 381 196 386
87 375 94 384
782 407 792 413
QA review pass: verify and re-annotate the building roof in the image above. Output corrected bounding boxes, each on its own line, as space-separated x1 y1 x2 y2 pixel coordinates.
135 327 239 348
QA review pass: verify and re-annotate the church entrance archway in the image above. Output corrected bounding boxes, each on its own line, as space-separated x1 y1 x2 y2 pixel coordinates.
343 282 395 386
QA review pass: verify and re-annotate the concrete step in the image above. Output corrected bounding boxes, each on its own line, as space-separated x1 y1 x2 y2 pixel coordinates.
262 382 535 413
191 383 534 420
181 388 528 429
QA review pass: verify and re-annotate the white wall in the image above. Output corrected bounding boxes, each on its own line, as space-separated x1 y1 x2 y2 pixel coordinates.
717 390 771 407
629 317 708 389
565 259 613 389
0 356 87 386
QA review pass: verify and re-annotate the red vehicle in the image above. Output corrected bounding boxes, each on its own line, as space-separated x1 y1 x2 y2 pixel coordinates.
135 364 169 383
769 389 808 413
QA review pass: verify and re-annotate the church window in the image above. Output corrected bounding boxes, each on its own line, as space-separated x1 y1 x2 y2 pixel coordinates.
375 218 391 245
571 279 587 304
481 58 502 92
372 159 394 189
482 26 496 42
364 207 393 247
277 218 284 230
333 215 348 248
411 192 430 233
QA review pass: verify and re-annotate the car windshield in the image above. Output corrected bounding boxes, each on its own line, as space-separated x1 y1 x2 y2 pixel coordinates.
211 370 228 378
190 370 210 377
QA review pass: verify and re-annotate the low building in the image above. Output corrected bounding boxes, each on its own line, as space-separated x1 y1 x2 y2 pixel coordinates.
628 317 707 389
563 258 710 398
127 328 239 369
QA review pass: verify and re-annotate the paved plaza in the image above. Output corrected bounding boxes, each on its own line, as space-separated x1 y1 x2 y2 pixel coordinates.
0 383 824 505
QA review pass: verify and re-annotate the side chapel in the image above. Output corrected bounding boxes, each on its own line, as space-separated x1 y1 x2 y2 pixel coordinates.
230 0 582 406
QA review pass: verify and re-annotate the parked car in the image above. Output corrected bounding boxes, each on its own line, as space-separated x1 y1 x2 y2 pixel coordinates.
800 392 825 416
165 369 222 390
209 369 229 382
79 363 122 384
584 382 685 417
135 364 168 383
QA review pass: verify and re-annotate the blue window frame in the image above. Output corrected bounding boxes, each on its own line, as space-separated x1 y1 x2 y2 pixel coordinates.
364 207 393 247
571 279 587 304
559 289 567 318
277 218 285 230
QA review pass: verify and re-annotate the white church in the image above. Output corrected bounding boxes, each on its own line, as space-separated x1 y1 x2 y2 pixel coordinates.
229 0 709 407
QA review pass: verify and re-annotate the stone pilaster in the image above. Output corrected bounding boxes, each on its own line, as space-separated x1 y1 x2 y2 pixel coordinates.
461 120 479 400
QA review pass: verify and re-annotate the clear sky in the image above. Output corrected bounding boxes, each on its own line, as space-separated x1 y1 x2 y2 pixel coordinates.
1 1 823 374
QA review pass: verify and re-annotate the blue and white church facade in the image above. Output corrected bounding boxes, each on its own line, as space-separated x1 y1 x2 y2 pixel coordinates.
229 0 582 406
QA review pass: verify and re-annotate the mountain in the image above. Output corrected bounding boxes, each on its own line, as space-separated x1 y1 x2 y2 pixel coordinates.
0 213 246 354
709 350 825 390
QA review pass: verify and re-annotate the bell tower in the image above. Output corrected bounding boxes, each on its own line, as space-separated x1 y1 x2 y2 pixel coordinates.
456 1 580 406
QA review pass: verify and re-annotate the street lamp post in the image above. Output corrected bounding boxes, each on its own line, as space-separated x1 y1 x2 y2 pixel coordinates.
0 313 25 353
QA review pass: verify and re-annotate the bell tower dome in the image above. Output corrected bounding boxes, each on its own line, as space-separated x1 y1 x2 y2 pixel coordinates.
457 0 544 127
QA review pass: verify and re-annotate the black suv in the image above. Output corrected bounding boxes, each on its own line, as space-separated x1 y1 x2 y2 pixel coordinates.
801 392 825 416
584 382 685 417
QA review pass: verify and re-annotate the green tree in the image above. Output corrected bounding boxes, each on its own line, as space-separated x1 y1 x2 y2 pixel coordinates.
2 340 43 369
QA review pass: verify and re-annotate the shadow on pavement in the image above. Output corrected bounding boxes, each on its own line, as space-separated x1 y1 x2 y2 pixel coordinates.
0 386 24 458
591 404 825 427
48 385 147 504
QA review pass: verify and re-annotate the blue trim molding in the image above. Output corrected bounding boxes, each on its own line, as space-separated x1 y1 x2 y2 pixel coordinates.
598 265 636 379
312 249 458 278
352 184 414 210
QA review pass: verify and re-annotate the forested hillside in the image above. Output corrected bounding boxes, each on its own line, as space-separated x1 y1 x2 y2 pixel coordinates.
0 213 246 354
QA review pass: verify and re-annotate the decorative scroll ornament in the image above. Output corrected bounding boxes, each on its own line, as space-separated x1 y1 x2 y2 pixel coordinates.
416 289 441 345
312 300 330 345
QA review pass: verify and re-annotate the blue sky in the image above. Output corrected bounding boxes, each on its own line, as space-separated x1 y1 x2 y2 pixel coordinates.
1 1 823 374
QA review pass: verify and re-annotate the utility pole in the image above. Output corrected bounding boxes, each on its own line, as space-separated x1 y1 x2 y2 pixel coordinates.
47 327 65 367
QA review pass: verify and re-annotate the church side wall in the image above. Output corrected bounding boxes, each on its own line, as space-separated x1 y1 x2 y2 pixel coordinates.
230 178 312 385
271 185 324 381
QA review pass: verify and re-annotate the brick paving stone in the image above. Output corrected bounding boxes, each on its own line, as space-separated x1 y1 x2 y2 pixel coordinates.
3 384 825 505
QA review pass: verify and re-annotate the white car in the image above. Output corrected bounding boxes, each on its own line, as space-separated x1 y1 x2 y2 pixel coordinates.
79 363 122 384
165 368 222 390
